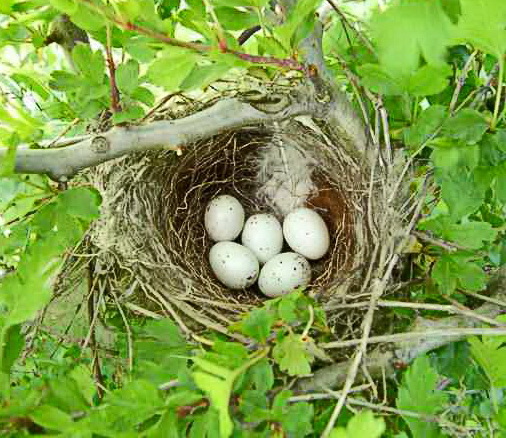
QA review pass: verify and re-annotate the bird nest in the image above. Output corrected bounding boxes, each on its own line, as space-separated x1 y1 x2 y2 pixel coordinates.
56 84 409 339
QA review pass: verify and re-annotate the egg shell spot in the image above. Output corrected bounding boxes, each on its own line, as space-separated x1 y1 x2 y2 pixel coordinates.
258 252 311 297
241 214 283 264
209 242 259 289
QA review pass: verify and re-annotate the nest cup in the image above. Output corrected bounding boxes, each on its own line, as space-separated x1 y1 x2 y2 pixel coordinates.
58 88 402 337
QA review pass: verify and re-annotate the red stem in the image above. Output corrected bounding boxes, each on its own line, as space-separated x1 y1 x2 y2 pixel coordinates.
105 41 121 113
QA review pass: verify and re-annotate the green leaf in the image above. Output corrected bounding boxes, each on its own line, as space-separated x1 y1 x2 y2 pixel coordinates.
69 365 96 406
432 252 488 293
235 307 275 343
181 63 231 91
0 324 24 374
357 64 402 95
437 167 490 220
329 411 386 438
280 402 314 438
131 86 155 106
247 358 274 392
469 324 506 388
370 0 454 76
404 105 447 148
48 0 78 14
58 187 101 220
70 4 106 31
112 105 145 124
397 355 446 438
148 50 200 91
30 405 74 432
272 333 313 376
408 64 452 96
192 371 234 438
215 7 258 31
116 59 140 95
125 36 157 63
441 108 489 144
419 215 498 249
102 380 164 430
71 44 105 85
453 0 506 57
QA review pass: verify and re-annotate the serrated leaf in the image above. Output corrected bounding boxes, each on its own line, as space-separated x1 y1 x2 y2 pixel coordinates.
112 105 145 124
397 355 446 438
48 0 78 14
248 358 274 392
235 306 275 343
453 0 506 57
329 411 386 438
272 333 313 376
181 63 231 91
370 0 454 76
357 63 402 95
441 109 489 144
30 405 74 432
0 324 24 374
408 64 452 96
280 402 314 438
432 252 487 294
70 4 106 31
58 187 101 220
419 215 498 249
116 59 140 95
404 105 447 148
72 44 105 85
215 7 258 31
192 371 234 438
469 325 506 388
131 86 155 106
148 50 200 91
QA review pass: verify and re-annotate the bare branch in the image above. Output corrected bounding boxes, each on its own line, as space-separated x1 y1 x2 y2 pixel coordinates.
5 92 329 180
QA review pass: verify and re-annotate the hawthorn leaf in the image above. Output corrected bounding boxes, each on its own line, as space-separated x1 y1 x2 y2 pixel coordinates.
370 0 454 76
72 44 105 85
408 64 452 97
148 51 200 91
469 320 506 388
404 105 447 148
453 0 506 57
329 411 386 438
357 63 402 95
419 215 498 249
441 108 489 144
112 105 145 124
131 86 155 106
58 187 101 220
48 0 78 14
272 333 313 376
215 7 258 31
432 252 487 294
116 59 140 95
247 358 274 392
397 356 446 438
30 405 74 432
235 306 275 343
181 63 231 92
0 324 24 374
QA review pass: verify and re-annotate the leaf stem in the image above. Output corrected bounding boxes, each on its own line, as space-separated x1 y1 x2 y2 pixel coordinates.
232 347 270 380
105 24 121 113
491 56 504 130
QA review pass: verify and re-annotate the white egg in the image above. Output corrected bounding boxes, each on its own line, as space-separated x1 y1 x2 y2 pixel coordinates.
283 208 330 260
209 242 259 289
258 252 311 298
241 214 283 264
205 195 245 241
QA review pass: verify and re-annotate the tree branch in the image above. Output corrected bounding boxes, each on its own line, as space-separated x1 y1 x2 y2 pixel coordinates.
5 91 328 180
297 267 506 392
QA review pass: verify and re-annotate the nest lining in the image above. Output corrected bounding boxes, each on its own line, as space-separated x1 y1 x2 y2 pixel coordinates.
55 92 408 340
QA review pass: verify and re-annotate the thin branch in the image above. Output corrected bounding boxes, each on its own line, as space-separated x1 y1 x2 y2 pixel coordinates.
412 230 461 252
325 0 376 55
449 50 478 114
319 327 506 350
105 24 121 113
78 0 306 73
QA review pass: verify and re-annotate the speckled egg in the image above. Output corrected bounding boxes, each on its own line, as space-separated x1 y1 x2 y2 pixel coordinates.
204 195 245 241
258 252 311 297
241 214 283 264
283 208 330 260
209 242 259 289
